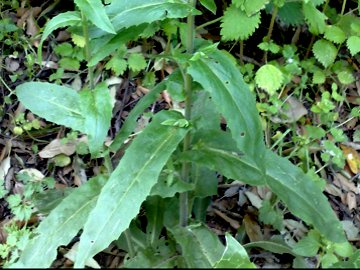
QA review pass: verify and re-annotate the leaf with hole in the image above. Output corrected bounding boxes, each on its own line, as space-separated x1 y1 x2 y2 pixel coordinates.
188 48 266 168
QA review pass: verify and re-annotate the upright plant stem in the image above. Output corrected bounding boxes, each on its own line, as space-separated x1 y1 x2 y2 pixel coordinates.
263 5 278 62
179 0 196 227
81 12 94 90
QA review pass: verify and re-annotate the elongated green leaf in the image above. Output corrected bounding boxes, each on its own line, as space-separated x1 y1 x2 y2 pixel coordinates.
188 49 266 169
16 82 85 132
265 150 346 243
244 238 296 255
144 196 164 247
89 24 148 66
109 81 166 153
79 83 112 156
150 174 194 198
180 145 265 186
74 0 115 34
171 224 224 268
10 176 107 268
107 0 196 33
200 0 217 14
74 110 188 267
214 233 255 268
38 11 81 63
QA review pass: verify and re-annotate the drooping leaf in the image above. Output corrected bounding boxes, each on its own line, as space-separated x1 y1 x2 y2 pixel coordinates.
199 0 217 14
214 233 256 268
312 39 337 68
74 0 115 34
264 150 346 243
16 82 85 132
292 229 321 256
108 82 166 153
74 110 188 267
38 11 81 63
255 64 284 95
220 4 261 41
170 224 224 268
303 1 327 35
79 83 112 156
10 176 107 268
188 48 266 168
180 145 265 186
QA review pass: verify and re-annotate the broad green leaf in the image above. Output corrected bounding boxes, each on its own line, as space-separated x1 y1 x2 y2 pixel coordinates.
255 64 284 95
10 176 107 268
292 230 321 256
265 150 346 243
191 166 218 198
324 25 346 44
312 39 337 68
128 53 147 73
330 250 360 268
240 0 269 16
303 1 327 35
188 49 266 168
277 2 304 26
214 233 255 268
79 83 112 156
337 70 355 85
220 4 260 41
74 0 115 34
171 224 224 268
200 0 217 14
347 36 360 56
105 0 196 35
16 82 85 132
108 82 166 153
312 69 326 84
38 11 81 63
74 110 188 267
180 145 265 186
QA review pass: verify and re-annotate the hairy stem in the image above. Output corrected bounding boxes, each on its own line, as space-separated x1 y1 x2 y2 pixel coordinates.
81 11 94 90
180 0 196 227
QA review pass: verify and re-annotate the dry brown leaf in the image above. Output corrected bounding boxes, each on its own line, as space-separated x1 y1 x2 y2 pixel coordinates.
243 214 263 242
213 209 240 229
64 242 101 268
0 156 11 179
346 192 357 211
244 191 262 209
39 139 77 158
341 220 360 241
334 173 359 194
340 144 360 174
324 183 343 197
271 96 307 123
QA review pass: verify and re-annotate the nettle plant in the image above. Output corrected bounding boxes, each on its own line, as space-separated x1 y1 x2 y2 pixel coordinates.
8 0 356 268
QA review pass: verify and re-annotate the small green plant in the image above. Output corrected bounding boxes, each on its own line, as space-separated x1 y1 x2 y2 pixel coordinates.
2 0 358 268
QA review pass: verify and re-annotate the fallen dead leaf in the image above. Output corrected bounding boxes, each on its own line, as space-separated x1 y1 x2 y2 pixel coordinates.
341 220 360 241
243 214 263 242
64 242 100 268
39 137 87 158
0 156 11 181
340 144 360 174
346 192 357 211
244 191 263 209
271 96 307 123
334 173 359 194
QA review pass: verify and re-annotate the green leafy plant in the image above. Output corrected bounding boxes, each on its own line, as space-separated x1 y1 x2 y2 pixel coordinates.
3 0 357 268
